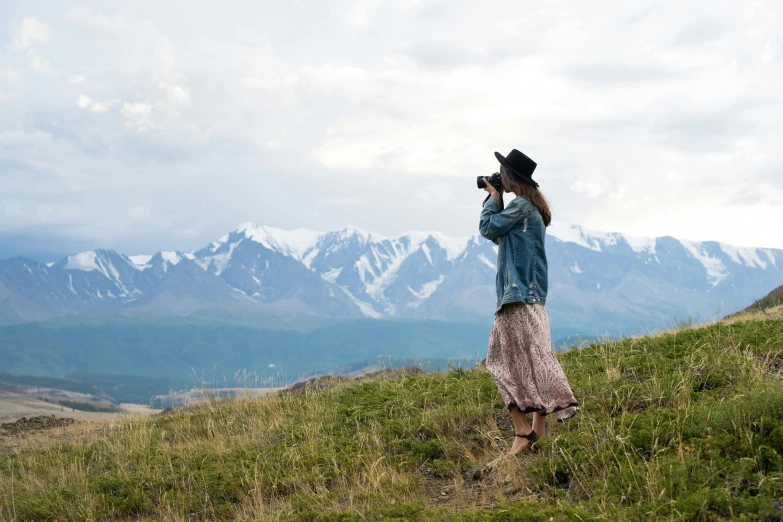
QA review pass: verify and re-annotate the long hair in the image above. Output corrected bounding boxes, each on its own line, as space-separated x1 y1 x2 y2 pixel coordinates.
500 165 552 226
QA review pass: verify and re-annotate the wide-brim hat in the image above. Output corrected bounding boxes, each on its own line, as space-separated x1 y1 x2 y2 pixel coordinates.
494 149 539 188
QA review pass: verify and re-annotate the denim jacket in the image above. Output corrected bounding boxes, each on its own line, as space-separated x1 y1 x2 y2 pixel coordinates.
479 195 548 313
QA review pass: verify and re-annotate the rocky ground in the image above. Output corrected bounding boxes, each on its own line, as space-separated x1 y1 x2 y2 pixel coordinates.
0 415 76 435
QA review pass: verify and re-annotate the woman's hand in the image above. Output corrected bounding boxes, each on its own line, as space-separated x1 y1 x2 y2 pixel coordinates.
483 177 502 201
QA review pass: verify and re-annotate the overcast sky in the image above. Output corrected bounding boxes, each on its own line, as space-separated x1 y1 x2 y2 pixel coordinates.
1 0 782 258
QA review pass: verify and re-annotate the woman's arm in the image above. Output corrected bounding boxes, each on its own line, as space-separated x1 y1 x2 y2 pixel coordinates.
479 196 525 242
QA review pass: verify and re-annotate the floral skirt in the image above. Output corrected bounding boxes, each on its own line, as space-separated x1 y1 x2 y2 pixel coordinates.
486 302 579 422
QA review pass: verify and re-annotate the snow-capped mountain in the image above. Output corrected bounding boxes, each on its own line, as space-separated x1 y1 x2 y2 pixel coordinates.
1 222 781 338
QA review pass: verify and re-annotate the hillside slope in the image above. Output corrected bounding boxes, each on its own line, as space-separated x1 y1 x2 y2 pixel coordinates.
741 283 783 313
2 316 783 521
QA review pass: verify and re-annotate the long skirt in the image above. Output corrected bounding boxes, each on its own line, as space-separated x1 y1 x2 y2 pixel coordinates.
486 302 579 422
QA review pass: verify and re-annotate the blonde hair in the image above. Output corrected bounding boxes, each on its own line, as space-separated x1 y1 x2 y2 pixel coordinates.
499 165 552 226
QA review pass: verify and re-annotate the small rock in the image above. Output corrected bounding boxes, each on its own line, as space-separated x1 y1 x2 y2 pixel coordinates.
484 458 500 472
503 474 512 485
503 485 521 496
1 415 76 435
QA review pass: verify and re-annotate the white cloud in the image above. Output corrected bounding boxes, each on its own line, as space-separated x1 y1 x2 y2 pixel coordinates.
121 101 158 131
12 17 54 50
414 184 454 204
76 95 92 109
0 68 24 85
68 74 85 84
24 49 53 74
654 49 723 68
497 18 522 35
0 68 25 101
663 169 683 184
264 131 287 149
127 205 152 221
64 6 126 30
335 0 423 27
163 84 190 106
570 180 605 199
298 64 369 96
323 197 369 207
312 110 492 175
76 95 119 113
744 1 762 19
11 17 55 74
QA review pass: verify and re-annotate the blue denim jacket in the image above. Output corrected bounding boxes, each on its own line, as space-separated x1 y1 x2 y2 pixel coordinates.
479 195 548 313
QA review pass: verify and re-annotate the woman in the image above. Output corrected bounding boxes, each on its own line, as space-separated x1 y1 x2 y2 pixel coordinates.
479 148 579 455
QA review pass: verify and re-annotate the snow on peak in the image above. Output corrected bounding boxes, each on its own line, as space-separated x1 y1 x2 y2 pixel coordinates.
128 254 153 270
545 220 775 280
340 286 382 318
429 232 471 261
346 229 470 263
407 275 447 307
719 244 770 269
548 223 656 254
625 235 657 254
236 222 321 260
64 250 130 293
548 223 604 251
478 253 496 270
160 251 182 266
680 240 729 286
129 254 152 265
334 226 378 245
66 251 99 271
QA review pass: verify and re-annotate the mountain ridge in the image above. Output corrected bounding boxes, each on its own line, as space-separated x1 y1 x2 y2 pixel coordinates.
1 222 782 337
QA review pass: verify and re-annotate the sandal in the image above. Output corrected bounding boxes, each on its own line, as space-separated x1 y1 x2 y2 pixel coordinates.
515 429 539 450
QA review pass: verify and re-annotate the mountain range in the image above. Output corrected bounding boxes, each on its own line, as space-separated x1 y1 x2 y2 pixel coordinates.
2 222 782 339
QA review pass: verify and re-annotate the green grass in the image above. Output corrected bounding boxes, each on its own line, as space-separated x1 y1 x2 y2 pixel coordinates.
1 317 783 521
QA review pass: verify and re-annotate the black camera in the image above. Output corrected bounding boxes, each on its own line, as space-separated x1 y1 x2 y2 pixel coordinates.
477 172 502 191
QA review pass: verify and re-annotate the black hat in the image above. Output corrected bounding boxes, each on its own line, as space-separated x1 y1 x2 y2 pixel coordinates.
494 149 539 188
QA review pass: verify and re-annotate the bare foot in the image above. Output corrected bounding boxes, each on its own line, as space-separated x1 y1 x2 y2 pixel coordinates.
510 432 534 455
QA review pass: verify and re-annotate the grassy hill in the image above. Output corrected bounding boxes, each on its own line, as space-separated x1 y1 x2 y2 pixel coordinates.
737 284 783 315
2 312 783 520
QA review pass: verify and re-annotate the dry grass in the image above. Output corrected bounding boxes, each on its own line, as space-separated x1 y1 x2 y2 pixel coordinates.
722 304 783 325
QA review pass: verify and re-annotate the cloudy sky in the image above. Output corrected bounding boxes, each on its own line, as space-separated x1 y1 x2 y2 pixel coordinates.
1 0 781 258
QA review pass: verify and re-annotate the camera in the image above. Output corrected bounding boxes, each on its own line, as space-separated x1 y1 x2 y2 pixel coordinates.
477 172 502 191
